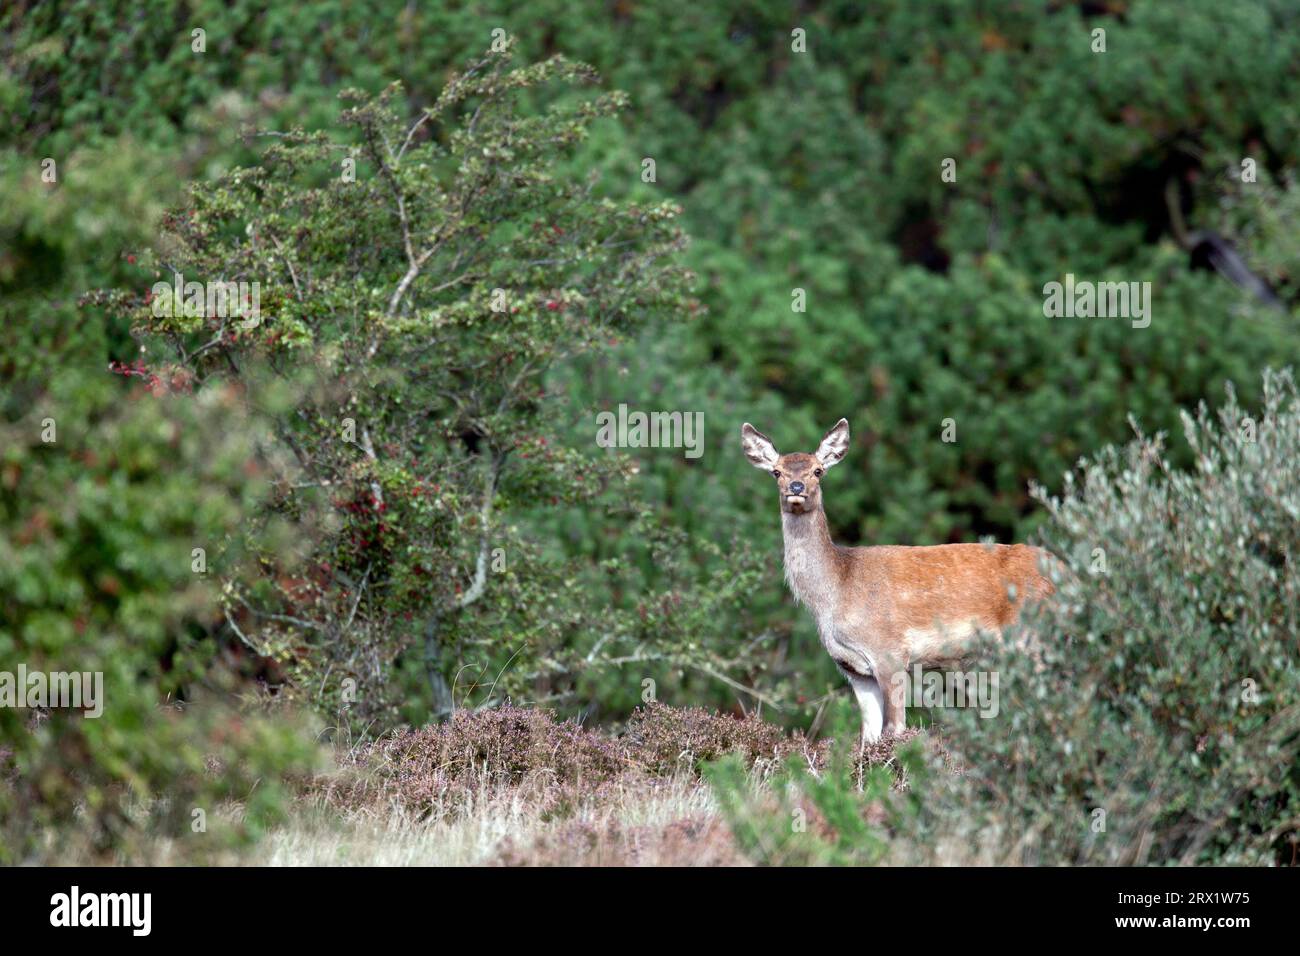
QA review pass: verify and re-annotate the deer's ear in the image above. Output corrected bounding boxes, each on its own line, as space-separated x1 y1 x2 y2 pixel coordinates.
741 423 779 470
815 418 850 469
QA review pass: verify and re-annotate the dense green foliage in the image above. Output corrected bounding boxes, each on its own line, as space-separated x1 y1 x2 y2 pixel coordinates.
0 343 320 862
7 0 1299 722
3 1 1299 864
0 125 322 859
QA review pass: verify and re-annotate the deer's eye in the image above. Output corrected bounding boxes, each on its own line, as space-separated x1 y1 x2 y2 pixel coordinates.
772 470 781 478
814 468 823 477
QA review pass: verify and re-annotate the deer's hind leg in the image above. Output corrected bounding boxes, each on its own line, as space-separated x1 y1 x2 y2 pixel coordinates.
873 657 909 738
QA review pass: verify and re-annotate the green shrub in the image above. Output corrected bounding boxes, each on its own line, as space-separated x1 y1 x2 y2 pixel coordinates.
0 371 322 862
943 369 1300 865
0 125 322 861
704 701 929 866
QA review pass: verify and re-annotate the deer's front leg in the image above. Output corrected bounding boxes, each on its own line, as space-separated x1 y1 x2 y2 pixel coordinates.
844 670 884 746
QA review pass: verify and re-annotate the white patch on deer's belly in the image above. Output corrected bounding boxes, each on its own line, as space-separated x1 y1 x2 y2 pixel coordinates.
906 620 980 662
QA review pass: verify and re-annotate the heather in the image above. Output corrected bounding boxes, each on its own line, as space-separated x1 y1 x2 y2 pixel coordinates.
290 703 917 866
319 704 832 819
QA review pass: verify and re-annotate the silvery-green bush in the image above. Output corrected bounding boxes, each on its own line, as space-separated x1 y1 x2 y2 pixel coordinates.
946 369 1300 865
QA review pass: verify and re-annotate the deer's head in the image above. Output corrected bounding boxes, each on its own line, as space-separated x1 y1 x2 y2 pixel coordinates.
741 419 849 515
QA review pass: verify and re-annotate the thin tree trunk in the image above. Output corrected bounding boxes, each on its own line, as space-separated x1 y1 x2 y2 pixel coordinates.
423 612 454 721
423 452 503 722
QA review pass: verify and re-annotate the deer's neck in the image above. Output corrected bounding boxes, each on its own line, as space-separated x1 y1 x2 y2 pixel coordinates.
781 505 841 611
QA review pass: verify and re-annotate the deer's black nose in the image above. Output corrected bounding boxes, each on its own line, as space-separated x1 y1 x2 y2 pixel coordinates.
788 481 805 494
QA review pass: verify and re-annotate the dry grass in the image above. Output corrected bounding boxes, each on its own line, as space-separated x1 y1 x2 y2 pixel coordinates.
258 772 736 866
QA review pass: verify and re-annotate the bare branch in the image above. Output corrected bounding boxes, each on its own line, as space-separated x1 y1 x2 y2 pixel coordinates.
358 425 385 508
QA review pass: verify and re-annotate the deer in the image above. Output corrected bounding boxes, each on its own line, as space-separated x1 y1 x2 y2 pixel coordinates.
741 418 1054 746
